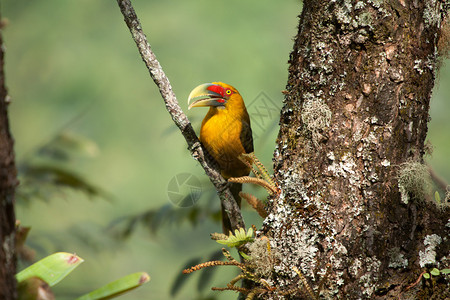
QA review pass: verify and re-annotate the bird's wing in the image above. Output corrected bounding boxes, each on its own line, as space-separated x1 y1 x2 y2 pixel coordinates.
240 120 254 154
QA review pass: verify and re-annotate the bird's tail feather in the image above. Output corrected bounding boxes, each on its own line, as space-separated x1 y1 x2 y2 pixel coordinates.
222 183 242 234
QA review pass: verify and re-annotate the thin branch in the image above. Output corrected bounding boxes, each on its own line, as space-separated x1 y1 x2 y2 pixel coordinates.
427 165 449 192
116 0 244 230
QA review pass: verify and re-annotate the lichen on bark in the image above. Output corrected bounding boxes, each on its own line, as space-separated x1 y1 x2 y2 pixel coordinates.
266 0 450 298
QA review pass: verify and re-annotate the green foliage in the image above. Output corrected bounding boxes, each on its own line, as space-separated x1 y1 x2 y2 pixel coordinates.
37 131 99 161
196 250 225 292
435 191 441 205
215 227 254 248
3 0 300 297
170 250 223 298
430 268 440 276
170 257 203 297
433 190 450 210
76 272 150 300
16 252 149 299
109 192 220 238
423 267 450 280
17 131 107 204
16 252 84 287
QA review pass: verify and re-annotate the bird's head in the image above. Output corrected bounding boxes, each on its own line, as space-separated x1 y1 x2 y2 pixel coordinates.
188 82 243 110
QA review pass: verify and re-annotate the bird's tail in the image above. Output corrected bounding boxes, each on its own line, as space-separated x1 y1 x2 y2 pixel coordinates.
222 182 242 234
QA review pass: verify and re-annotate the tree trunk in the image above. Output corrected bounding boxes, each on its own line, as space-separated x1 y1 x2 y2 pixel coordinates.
265 1 449 298
0 17 18 300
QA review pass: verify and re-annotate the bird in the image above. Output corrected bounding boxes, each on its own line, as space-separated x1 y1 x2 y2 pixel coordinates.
188 82 253 234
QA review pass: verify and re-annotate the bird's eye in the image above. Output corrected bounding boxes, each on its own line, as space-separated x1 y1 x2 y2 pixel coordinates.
226 89 232 95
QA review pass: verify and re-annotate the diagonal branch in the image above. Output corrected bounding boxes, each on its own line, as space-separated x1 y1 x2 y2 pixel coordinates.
116 0 244 231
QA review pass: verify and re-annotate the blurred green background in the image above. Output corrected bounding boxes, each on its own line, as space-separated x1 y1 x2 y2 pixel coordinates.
1 1 449 299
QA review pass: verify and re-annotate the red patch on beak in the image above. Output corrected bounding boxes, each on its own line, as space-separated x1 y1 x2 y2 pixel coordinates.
206 84 225 97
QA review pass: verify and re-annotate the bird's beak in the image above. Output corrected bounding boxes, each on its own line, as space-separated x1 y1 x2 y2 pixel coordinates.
188 83 226 110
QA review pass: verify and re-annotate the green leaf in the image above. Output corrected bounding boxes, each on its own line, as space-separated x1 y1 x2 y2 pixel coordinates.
38 131 100 160
434 191 441 204
76 272 150 300
24 165 105 198
16 252 83 286
441 269 450 275
216 227 254 248
430 268 440 276
423 272 430 279
239 251 252 261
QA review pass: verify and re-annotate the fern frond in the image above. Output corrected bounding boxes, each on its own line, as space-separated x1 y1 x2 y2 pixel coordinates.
240 192 268 218
211 286 250 293
293 266 317 300
229 176 278 195
248 153 276 187
216 227 254 248
229 274 245 286
183 260 243 274
210 232 228 241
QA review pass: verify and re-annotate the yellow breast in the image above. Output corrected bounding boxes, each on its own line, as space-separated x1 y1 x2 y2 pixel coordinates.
200 107 251 179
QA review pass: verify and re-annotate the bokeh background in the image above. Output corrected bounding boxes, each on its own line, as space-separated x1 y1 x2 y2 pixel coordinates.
2 1 449 299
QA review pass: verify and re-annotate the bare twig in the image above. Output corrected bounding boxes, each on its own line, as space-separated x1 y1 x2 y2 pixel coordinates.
427 165 449 192
116 0 244 231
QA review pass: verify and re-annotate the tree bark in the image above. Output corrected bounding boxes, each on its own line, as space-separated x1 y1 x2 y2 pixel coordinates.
0 17 18 300
265 1 449 298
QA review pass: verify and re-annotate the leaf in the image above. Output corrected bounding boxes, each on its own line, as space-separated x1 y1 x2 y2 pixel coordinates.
239 251 252 261
38 131 99 160
110 198 219 238
441 269 450 275
16 252 83 286
216 227 254 248
170 257 202 297
434 191 441 204
76 272 150 300
423 272 430 279
24 165 105 198
430 268 440 276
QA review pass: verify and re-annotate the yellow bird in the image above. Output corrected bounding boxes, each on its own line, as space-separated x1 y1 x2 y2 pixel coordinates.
188 82 253 233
